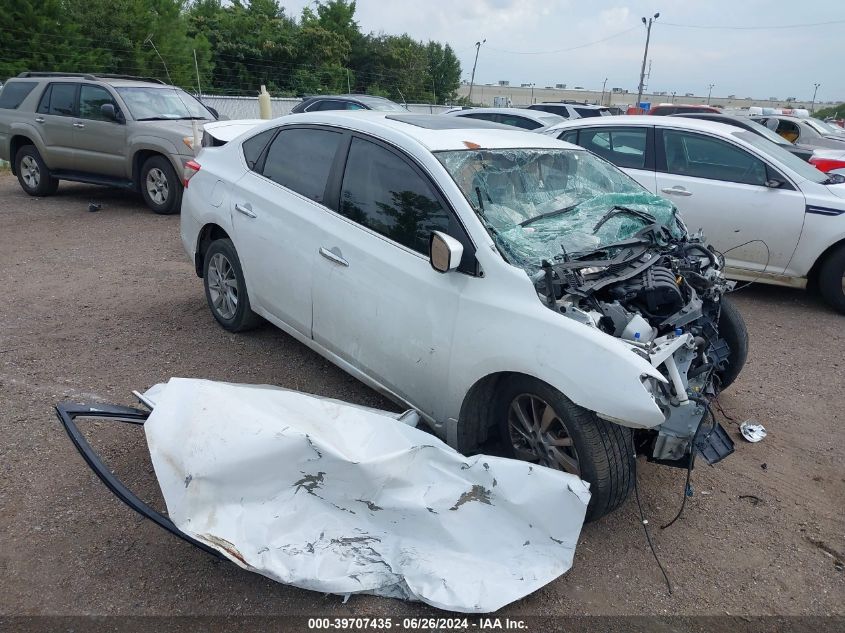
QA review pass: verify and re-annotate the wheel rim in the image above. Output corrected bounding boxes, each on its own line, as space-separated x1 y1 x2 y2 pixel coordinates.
207 253 239 320
507 394 580 475
145 167 169 205
21 155 40 188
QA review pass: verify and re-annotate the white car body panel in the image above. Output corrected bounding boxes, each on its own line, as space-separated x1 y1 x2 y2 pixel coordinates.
542 116 845 285
180 112 697 447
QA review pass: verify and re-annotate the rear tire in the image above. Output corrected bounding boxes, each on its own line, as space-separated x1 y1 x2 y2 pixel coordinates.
817 244 845 314
15 145 59 196
496 375 634 522
202 239 262 332
716 296 748 390
140 155 182 215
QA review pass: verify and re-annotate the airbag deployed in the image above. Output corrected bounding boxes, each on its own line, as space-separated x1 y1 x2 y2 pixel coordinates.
143 378 590 613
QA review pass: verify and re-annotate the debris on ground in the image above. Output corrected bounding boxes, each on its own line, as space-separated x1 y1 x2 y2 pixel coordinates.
119 378 591 612
88 202 102 213
740 421 767 443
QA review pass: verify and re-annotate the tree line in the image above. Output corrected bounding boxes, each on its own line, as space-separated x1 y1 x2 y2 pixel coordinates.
0 0 463 104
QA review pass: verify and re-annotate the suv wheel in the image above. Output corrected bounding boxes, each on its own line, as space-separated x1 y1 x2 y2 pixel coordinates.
202 239 262 332
715 297 748 390
140 155 182 214
496 375 634 522
15 146 59 196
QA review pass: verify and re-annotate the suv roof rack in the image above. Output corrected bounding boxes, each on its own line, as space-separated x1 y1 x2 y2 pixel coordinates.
16 72 167 85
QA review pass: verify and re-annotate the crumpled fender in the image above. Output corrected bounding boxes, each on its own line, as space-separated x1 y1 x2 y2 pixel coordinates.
447 267 666 430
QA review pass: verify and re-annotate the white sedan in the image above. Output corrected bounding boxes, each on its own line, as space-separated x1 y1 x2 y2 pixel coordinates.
181 112 747 521
541 116 845 313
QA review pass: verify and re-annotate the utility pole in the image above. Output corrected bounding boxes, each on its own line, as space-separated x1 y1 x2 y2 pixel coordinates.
811 82 821 113
600 77 608 106
671 90 676 103
706 83 715 105
530 83 535 104
468 39 486 104
636 12 659 111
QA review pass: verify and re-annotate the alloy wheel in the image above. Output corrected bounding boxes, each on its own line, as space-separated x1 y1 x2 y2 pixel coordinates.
21 155 40 189
207 253 239 320
507 393 580 475
145 167 169 205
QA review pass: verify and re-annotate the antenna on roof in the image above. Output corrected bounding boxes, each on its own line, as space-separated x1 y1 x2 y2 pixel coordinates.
143 35 173 85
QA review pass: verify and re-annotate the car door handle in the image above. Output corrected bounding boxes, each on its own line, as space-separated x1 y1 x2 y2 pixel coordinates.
234 203 257 219
73 122 85 128
661 186 693 197
34 116 45 123
319 246 349 267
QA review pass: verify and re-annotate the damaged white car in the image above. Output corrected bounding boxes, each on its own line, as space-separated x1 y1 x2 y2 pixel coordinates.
181 112 748 521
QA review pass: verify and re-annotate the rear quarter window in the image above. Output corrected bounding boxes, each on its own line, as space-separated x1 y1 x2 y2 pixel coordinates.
0 82 37 109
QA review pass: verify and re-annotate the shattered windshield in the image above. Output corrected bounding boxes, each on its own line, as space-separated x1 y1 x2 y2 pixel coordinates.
436 148 683 271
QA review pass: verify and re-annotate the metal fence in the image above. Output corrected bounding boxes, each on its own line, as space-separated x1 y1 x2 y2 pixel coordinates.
200 94 452 120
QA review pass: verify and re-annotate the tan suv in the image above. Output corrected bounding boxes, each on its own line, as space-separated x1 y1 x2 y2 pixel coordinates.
0 72 219 214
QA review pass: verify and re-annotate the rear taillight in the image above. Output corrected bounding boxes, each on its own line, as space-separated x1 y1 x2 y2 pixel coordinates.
810 157 845 173
183 160 201 187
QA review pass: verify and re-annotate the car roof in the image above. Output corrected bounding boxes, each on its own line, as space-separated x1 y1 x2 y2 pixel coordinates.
303 94 396 103
12 72 169 89
533 102 606 108
543 114 743 136
250 111 573 152
445 107 561 121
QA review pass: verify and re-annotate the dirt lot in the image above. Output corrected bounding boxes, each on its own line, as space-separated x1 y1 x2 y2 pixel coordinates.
1 173 843 618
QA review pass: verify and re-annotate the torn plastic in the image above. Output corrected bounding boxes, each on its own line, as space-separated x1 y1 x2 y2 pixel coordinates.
140 378 590 613
436 148 682 272
740 421 767 443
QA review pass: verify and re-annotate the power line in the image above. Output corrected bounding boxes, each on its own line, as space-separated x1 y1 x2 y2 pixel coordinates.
485 26 637 55
662 18 845 30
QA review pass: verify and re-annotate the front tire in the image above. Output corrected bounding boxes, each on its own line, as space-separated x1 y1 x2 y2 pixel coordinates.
496 376 634 522
140 155 182 214
818 244 845 314
203 239 262 332
715 296 748 390
15 145 59 196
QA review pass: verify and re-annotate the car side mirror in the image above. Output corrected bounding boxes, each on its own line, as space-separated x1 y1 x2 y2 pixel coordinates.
100 103 122 123
765 179 784 189
206 106 219 119
429 231 464 274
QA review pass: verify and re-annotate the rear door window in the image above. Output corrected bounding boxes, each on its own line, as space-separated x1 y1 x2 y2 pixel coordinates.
261 128 342 203
0 81 37 109
242 129 276 170
38 83 78 116
579 127 649 169
338 137 451 255
498 114 541 130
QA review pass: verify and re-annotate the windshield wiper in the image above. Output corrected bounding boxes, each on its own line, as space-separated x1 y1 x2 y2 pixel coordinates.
592 205 655 233
136 116 179 121
519 203 579 227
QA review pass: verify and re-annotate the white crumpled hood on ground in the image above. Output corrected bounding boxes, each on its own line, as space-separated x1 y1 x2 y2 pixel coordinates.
142 378 590 613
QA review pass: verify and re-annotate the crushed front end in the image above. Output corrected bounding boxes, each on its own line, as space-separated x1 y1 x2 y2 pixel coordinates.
534 225 736 467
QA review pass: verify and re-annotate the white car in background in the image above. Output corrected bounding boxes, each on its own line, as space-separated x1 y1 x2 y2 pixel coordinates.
180 112 748 521
541 115 845 312
443 107 564 131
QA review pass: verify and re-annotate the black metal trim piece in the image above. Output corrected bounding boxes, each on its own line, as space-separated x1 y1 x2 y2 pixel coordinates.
54 403 224 560
806 205 845 217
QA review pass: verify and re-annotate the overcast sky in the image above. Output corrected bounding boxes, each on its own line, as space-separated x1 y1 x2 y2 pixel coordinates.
285 0 844 101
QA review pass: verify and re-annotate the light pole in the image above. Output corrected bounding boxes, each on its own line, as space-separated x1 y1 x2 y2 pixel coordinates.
468 39 486 104
671 90 676 103
811 83 821 113
706 83 715 105
529 83 535 104
636 12 659 111
600 77 608 106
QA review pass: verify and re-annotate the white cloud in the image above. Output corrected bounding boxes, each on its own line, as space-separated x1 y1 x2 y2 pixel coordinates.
282 0 845 100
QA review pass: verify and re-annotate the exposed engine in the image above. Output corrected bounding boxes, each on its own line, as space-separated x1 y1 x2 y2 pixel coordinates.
532 225 735 465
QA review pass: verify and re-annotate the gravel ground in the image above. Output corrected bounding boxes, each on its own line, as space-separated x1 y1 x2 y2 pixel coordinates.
0 174 843 618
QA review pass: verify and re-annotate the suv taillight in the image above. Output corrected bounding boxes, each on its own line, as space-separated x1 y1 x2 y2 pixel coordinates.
810 156 845 173
183 160 201 187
